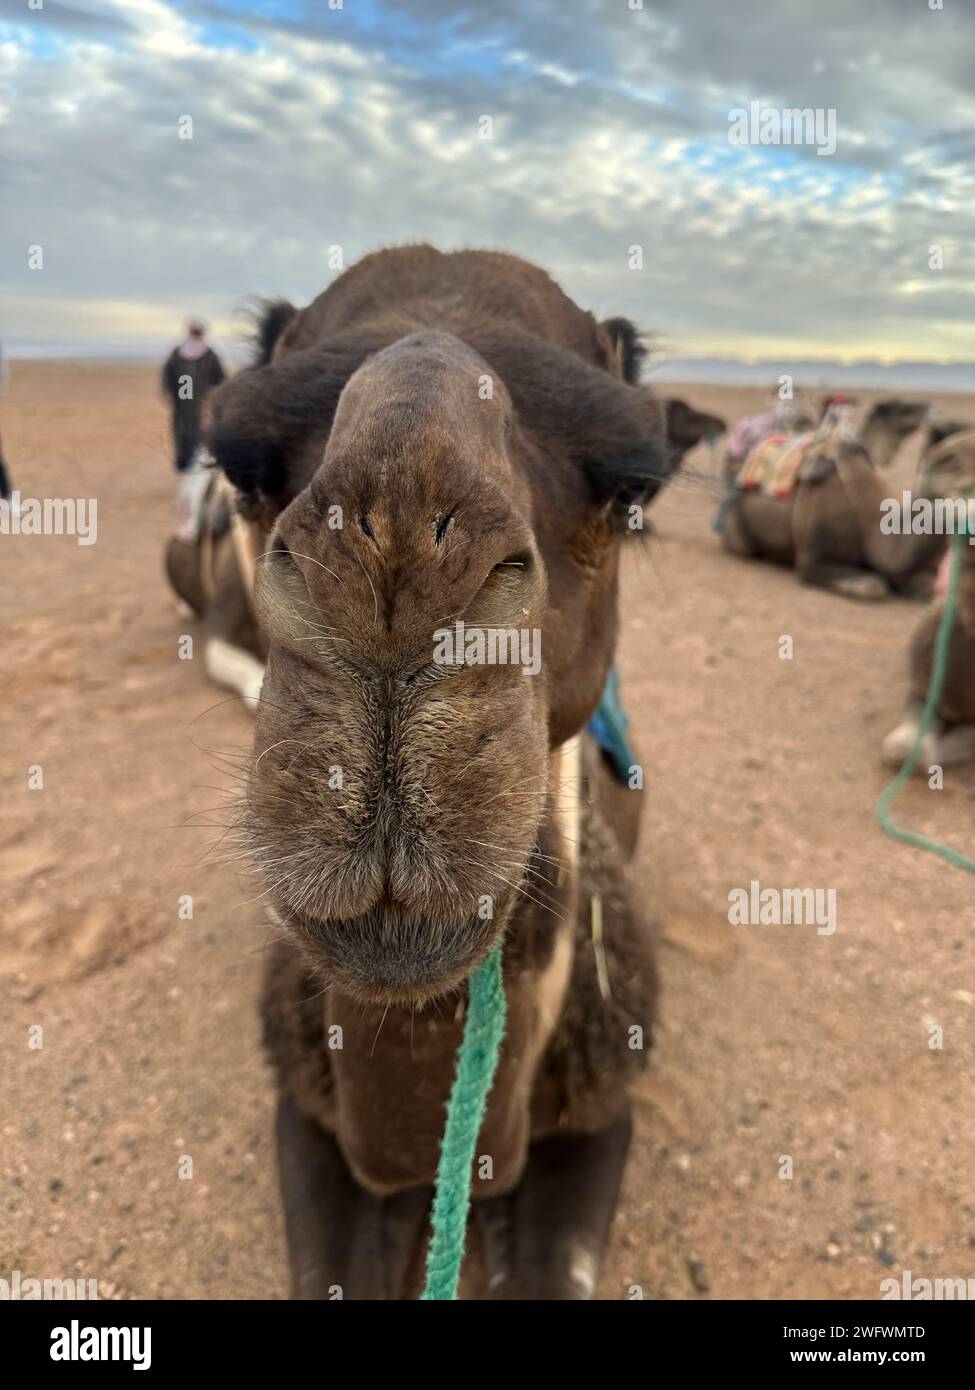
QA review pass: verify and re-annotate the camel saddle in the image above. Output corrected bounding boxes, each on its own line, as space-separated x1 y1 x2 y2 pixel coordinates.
736 429 838 498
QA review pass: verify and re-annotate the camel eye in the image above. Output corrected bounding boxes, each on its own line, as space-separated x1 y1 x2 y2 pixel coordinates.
494 551 531 573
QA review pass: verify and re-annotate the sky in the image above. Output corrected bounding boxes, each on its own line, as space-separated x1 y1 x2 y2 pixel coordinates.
1 0 973 367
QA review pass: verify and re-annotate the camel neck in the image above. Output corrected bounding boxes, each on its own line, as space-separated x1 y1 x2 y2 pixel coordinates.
858 419 901 469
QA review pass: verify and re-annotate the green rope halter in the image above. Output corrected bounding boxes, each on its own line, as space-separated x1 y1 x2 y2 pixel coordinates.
422 942 507 1300
877 525 975 874
420 719 600 1299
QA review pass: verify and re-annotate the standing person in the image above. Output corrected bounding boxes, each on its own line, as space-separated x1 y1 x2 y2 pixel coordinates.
161 319 225 472
0 341 12 502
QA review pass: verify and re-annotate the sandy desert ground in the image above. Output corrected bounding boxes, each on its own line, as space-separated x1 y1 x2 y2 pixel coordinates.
1 362 973 1300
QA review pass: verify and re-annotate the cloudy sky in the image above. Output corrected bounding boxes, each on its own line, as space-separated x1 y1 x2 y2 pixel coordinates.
1 0 972 364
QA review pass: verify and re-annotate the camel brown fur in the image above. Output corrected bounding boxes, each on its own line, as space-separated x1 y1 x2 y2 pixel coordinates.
165 340 712 711
882 427 975 770
204 245 679 1299
720 398 937 599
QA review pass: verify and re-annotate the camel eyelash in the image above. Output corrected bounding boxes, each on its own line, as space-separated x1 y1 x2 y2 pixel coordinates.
494 551 531 573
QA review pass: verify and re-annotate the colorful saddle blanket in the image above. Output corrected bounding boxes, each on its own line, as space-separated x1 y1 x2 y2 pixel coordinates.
736 431 824 498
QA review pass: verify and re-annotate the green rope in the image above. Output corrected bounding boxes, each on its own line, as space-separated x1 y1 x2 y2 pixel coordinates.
422 942 507 1300
877 526 975 874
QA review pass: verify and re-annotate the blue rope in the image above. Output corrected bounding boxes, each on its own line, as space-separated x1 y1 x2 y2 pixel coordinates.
587 667 636 782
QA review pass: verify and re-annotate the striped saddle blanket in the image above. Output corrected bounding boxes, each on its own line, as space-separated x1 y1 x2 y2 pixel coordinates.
736 431 837 498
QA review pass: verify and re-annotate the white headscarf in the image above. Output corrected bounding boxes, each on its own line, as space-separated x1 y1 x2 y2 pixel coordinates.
178 319 209 360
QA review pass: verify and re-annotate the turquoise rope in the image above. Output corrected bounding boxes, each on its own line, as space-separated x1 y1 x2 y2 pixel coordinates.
422 668 627 1300
422 942 507 1300
877 526 975 874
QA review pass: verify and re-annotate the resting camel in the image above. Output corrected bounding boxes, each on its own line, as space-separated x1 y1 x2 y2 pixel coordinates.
165 372 718 710
200 245 682 1299
719 398 935 599
882 426 975 770
165 463 267 704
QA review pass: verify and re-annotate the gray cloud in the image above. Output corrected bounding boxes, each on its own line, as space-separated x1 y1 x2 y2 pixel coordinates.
0 0 132 36
0 0 971 363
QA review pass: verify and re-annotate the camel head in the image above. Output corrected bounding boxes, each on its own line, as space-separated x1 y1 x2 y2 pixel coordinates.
209 291 675 1006
663 398 726 456
920 425 975 503
924 416 973 453
858 398 930 468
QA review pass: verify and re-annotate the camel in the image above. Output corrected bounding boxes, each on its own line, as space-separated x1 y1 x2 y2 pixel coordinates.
882 426 975 770
200 245 682 1299
165 464 267 704
718 398 936 599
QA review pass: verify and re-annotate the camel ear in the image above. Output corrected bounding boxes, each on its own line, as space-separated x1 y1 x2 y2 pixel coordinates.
250 298 298 366
469 326 677 523
209 371 278 501
207 334 382 513
665 398 726 457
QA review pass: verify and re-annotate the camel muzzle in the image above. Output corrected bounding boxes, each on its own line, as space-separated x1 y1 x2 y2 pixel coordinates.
294 901 503 1006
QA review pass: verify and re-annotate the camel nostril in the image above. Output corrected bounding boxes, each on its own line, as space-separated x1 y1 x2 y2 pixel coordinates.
434 512 454 545
360 514 375 539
